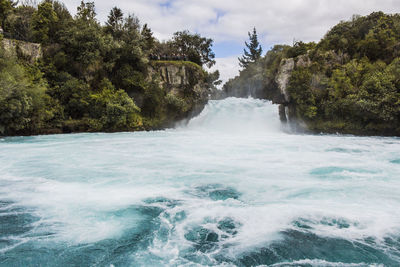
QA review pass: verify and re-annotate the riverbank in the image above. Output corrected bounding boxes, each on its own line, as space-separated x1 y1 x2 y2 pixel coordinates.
222 12 400 137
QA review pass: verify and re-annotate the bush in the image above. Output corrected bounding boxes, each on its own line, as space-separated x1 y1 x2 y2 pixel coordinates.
0 50 46 135
89 79 143 131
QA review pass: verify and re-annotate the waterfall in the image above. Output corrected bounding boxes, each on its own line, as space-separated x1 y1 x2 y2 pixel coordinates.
185 97 282 134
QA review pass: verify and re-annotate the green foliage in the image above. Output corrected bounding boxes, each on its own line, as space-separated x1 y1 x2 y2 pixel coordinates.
319 12 400 63
47 0 73 43
141 81 165 118
239 27 262 68
4 5 35 41
165 93 189 113
32 1 58 44
76 1 96 23
0 48 47 135
141 23 155 53
0 0 17 29
206 70 222 89
287 41 316 58
327 68 354 99
151 60 204 73
171 30 216 68
287 53 400 134
52 76 90 119
122 14 141 43
88 79 143 131
225 12 400 135
113 65 147 94
288 68 318 119
0 0 214 136
105 7 123 39
59 17 112 81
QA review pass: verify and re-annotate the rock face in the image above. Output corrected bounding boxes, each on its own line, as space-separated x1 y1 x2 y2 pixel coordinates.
149 62 209 101
2 38 42 62
147 61 210 125
275 54 312 104
275 58 295 103
275 54 312 126
278 104 287 123
158 64 189 85
296 54 312 68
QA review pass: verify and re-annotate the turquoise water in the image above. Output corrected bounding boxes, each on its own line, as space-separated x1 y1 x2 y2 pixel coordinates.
1 98 400 266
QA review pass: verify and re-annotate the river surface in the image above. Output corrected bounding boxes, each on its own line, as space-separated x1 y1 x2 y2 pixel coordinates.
1 98 400 266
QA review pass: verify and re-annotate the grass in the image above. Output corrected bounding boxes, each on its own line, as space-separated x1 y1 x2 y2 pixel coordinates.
150 60 204 73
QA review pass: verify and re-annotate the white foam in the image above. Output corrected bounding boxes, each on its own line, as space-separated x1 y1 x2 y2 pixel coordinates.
0 97 400 264
269 259 384 266
184 97 282 134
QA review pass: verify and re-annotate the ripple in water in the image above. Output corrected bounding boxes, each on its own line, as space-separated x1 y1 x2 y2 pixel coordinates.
1 98 400 266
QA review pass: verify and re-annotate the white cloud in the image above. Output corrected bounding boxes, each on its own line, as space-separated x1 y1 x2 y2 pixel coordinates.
211 56 240 84
61 0 399 43
61 0 400 80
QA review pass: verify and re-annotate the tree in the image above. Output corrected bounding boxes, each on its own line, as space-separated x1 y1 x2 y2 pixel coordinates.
49 0 73 43
206 70 222 89
123 13 140 33
0 45 47 135
171 30 215 67
0 0 17 30
106 6 123 38
141 23 155 52
59 20 109 81
4 5 35 41
119 13 140 44
89 79 142 131
76 1 96 24
239 27 263 68
31 1 58 44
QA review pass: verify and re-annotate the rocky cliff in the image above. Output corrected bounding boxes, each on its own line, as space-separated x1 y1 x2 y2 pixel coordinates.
222 13 400 136
221 52 317 131
275 54 312 103
149 61 208 100
275 58 295 103
1 38 42 63
222 55 304 126
145 61 210 127
275 54 312 128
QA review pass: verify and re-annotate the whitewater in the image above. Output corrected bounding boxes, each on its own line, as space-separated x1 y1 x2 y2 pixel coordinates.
1 97 400 266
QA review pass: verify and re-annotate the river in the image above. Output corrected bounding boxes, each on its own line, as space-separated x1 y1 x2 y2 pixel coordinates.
1 98 400 266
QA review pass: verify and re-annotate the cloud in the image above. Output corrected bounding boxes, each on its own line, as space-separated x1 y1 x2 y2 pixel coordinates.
211 56 240 85
61 0 400 80
62 0 399 43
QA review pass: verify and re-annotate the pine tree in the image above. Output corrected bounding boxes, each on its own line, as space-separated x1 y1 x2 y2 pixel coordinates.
141 23 155 52
76 1 96 23
238 27 262 68
0 0 17 30
32 1 59 44
106 7 123 34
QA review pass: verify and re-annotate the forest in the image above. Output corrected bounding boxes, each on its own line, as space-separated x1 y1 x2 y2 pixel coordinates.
224 12 400 135
0 0 220 136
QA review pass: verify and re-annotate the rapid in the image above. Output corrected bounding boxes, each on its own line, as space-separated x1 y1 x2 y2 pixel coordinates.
1 97 400 266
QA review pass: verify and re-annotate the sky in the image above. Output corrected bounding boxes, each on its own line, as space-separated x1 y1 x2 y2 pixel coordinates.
61 0 400 82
